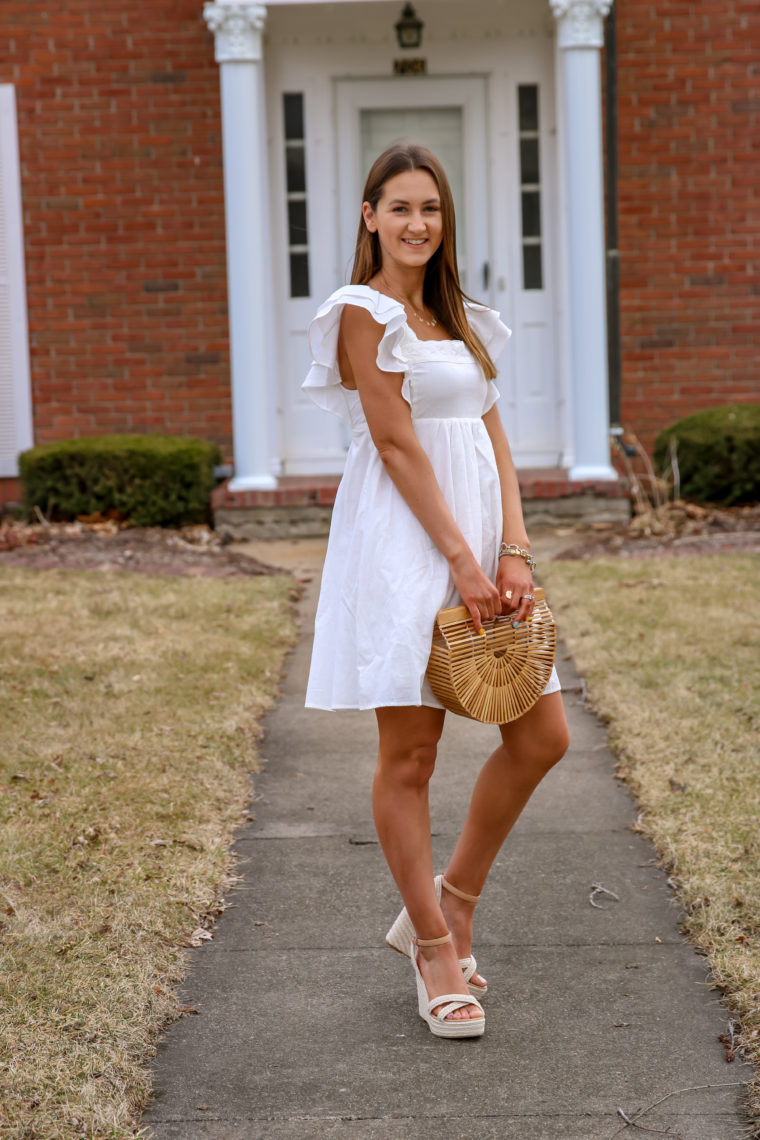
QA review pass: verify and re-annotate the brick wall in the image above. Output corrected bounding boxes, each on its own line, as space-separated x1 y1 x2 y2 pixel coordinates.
2 0 231 457
616 0 759 453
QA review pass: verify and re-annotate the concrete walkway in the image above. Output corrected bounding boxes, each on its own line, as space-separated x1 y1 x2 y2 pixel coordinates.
143 537 751 1140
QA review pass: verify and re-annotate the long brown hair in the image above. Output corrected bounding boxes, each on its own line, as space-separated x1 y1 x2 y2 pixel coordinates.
350 141 496 380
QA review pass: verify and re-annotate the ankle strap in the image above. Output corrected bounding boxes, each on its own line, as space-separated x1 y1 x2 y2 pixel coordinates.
441 875 481 904
414 932 452 948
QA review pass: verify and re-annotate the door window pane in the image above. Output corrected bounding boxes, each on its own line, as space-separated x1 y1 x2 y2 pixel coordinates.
518 85 538 132
289 252 310 298
521 191 541 238
283 93 304 141
288 199 308 246
285 145 306 194
522 244 543 290
282 94 310 298
519 138 539 185
517 85 543 291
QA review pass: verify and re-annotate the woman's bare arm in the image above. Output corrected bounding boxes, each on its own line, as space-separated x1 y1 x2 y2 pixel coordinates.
482 405 534 621
481 405 530 549
339 304 501 627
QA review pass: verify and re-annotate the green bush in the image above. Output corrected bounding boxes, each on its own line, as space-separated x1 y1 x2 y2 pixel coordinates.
654 404 760 505
19 434 222 526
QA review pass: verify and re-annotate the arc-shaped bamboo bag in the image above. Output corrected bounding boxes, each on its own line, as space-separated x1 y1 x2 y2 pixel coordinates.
426 588 557 724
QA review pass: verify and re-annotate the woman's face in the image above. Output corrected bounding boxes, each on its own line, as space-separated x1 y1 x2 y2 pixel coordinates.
362 168 444 272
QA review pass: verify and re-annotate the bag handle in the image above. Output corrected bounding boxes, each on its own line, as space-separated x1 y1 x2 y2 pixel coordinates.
435 587 546 630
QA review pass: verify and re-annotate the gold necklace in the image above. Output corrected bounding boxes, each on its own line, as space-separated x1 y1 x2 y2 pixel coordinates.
380 279 438 328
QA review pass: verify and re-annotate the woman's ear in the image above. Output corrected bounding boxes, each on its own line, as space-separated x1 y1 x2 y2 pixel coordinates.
362 201 377 233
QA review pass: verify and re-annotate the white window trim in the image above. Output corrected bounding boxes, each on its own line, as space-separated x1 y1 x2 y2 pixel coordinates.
0 85 33 477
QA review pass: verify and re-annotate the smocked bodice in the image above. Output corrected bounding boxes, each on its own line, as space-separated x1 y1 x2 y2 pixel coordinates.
302 284 511 433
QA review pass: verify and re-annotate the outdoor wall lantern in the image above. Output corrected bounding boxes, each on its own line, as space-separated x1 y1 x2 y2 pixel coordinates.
395 3 424 49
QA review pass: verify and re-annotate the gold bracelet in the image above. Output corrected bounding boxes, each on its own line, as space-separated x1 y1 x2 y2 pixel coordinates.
498 542 536 572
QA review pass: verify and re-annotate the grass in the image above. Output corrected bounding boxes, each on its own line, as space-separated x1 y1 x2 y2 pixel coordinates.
0 566 298 1139
540 553 760 1123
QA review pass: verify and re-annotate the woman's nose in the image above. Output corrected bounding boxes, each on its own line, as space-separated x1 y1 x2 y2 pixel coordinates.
406 213 426 233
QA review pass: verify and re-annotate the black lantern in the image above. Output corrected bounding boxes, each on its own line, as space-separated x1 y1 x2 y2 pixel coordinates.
395 3 423 49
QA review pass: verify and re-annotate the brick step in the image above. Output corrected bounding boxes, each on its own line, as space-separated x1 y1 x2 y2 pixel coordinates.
212 469 631 538
211 469 629 509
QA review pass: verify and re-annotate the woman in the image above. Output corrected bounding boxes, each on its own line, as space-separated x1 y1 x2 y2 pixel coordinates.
303 142 569 1038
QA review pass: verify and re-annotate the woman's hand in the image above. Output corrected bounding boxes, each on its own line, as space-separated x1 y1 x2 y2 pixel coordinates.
496 555 535 625
449 550 503 633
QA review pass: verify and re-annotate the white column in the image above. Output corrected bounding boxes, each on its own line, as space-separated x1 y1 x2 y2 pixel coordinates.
551 0 617 481
204 0 276 490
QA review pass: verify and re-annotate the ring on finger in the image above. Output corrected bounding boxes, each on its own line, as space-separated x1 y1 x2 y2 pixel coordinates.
504 589 513 600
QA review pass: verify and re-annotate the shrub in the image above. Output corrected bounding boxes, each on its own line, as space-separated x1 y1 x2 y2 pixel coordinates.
654 404 760 505
18 434 223 526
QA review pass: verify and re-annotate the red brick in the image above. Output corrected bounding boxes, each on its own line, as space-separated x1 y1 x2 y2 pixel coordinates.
615 0 759 454
3 0 232 460
0 478 23 506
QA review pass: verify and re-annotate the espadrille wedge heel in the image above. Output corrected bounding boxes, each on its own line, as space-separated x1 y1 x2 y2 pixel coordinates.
385 874 488 998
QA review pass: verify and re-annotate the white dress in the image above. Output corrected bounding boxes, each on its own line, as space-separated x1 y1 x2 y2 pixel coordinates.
302 284 561 711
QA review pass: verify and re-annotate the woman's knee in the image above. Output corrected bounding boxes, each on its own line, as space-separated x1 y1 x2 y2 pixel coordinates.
507 734 565 780
536 718 570 771
375 707 444 787
377 738 438 788
500 695 570 774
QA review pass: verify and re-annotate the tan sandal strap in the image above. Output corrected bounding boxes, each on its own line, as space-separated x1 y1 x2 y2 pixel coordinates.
441 875 481 904
414 932 452 948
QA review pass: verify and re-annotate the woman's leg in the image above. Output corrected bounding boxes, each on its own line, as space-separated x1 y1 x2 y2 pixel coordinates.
442 691 570 964
374 705 482 1021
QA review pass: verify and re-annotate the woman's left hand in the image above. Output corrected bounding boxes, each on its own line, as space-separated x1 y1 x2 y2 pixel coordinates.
495 556 535 625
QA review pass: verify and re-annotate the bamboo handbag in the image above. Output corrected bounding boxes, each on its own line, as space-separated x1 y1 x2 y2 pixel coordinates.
426 588 557 724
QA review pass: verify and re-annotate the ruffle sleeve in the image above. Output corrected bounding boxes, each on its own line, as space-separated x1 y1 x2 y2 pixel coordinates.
465 301 512 362
302 285 407 420
464 302 510 415
482 379 501 415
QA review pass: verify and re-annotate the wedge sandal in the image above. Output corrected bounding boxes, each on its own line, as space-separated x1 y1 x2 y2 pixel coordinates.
385 874 488 998
412 933 485 1039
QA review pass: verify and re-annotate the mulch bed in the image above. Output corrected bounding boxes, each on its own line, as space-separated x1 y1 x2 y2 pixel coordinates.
1 500 759 576
555 501 760 560
0 519 276 578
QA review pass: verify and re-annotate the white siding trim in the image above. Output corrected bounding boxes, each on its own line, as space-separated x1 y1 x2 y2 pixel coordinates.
0 85 33 478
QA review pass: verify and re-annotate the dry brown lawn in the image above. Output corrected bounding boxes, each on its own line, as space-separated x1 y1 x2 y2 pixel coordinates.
541 553 760 1120
0 566 297 1139
3 550 758 1133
